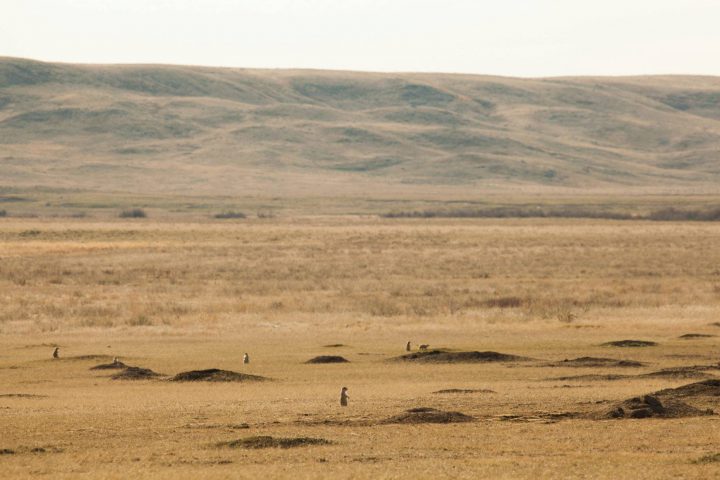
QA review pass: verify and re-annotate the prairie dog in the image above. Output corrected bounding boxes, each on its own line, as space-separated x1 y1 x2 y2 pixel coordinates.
340 387 349 407
243 353 250 364
52 347 59 359
406 341 411 352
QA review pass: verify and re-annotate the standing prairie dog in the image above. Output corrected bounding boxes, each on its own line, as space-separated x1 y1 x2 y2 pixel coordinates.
52 347 59 359
406 341 411 352
340 387 349 407
243 353 249 364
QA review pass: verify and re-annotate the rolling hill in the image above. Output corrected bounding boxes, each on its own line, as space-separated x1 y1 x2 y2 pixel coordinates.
2 57 720 198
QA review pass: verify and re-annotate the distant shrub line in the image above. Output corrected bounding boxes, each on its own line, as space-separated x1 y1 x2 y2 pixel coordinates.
381 206 720 221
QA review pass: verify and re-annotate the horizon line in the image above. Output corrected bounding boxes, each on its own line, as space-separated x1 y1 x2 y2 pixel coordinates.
3 55 720 81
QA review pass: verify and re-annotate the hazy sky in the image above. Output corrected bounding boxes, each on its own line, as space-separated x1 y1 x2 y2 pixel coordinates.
2 0 719 77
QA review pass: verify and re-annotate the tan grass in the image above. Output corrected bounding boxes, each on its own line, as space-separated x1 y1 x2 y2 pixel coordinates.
1 217 720 478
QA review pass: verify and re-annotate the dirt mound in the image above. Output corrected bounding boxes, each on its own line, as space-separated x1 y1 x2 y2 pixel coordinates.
170 369 269 382
90 361 128 370
601 340 658 347
549 374 629 381
217 436 330 449
709 322 720 327
322 344 347 348
62 355 115 361
678 333 715 339
394 350 531 363
640 366 718 380
111 367 163 380
604 395 712 419
21 343 61 349
305 356 349 364
382 407 475 424
550 357 644 368
654 379 720 398
433 388 496 394
693 453 720 464
0 393 47 398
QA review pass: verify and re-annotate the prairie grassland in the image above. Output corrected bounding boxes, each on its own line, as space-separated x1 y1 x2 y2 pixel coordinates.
2 217 720 479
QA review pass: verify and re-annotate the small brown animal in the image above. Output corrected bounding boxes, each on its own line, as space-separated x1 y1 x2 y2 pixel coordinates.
52 347 59 359
243 353 250 364
406 341 411 352
340 387 349 407
419 344 429 351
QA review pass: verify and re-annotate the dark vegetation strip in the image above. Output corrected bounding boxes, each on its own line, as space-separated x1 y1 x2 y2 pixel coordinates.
381 206 720 221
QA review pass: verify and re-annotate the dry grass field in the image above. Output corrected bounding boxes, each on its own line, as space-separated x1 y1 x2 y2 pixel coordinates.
2 216 720 479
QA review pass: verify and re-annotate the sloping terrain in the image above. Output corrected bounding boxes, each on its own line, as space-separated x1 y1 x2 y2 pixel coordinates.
2 57 720 196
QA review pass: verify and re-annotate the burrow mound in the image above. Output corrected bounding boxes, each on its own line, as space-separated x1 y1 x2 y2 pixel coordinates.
549 357 644 368
381 407 475 424
217 436 330 449
323 344 347 348
305 356 349 364
654 379 720 398
90 360 128 370
433 388 496 394
640 366 718 380
0 393 47 398
170 369 269 382
604 395 712 419
393 350 531 363
549 374 630 382
601 340 658 347
60 354 115 361
550 366 719 382
111 367 163 380
678 333 715 339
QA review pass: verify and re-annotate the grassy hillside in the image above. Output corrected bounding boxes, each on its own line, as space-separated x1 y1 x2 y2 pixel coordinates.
2 57 720 199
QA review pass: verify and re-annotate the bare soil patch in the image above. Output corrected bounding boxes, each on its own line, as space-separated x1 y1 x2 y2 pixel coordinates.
170 369 269 382
393 350 531 363
601 340 658 347
217 436 330 449
305 356 349 364
548 357 644 368
111 367 163 380
381 407 474 424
